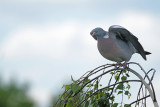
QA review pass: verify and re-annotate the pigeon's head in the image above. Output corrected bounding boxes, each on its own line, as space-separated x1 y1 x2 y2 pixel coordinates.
90 27 106 40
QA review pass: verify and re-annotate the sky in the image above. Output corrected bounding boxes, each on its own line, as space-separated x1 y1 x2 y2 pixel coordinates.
0 0 160 107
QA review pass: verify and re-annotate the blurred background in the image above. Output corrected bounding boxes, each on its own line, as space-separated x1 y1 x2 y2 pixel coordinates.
0 0 160 107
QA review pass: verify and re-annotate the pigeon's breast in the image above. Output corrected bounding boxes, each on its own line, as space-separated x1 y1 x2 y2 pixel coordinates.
97 37 133 62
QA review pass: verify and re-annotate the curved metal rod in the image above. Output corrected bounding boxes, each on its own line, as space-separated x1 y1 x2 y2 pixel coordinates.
129 62 156 102
126 67 159 107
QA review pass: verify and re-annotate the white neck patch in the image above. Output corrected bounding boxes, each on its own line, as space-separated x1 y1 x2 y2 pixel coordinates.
112 25 124 29
103 34 109 39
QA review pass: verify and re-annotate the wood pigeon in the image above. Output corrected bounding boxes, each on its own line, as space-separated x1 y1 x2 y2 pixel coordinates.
90 25 151 63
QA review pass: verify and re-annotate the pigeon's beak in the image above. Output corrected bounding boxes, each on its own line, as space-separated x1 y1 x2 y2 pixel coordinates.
90 32 97 40
91 32 95 37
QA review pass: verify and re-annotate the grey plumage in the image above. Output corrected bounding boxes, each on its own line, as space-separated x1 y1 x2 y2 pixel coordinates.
90 25 151 62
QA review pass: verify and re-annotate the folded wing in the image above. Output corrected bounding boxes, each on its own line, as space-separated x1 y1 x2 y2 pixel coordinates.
109 25 147 60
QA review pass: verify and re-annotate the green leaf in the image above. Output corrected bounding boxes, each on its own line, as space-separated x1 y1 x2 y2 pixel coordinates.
68 97 72 101
86 84 92 87
110 96 115 102
71 75 76 82
116 83 124 90
97 93 100 99
83 78 90 84
85 101 89 107
124 104 131 107
113 103 118 107
65 85 70 90
66 100 72 107
71 84 79 93
123 70 127 73
114 73 120 81
85 93 89 99
126 84 130 89
124 91 129 95
110 72 114 74
117 91 123 95
89 90 93 95
91 99 96 104
100 95 104 100
105 93 109 97
94 81 98 90
121 76 127 81
125 73 130 77
62 103 65 107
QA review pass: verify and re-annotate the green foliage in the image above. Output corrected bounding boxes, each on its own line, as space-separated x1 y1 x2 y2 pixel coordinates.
71 84 80 93
55 70 132 107
0 77 35 107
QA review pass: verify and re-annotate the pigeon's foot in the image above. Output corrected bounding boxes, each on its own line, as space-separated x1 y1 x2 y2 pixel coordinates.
113 63 121 69
122 61 128 69
114 62 128 69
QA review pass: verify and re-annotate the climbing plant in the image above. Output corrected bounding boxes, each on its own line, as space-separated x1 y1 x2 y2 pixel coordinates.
54 62 158 107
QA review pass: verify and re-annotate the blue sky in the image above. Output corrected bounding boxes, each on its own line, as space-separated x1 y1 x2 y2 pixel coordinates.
0 0 160 106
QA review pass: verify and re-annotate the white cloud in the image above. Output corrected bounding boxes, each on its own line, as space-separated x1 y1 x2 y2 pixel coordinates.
118 11 154 31
1 20 103 62
1 21 78 60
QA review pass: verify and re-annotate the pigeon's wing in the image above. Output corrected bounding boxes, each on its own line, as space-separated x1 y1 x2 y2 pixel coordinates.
109 25 146 60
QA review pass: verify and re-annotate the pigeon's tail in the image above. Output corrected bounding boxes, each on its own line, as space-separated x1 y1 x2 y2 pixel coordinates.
145 51 151 55
141 51 151 60
140 51 151 60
